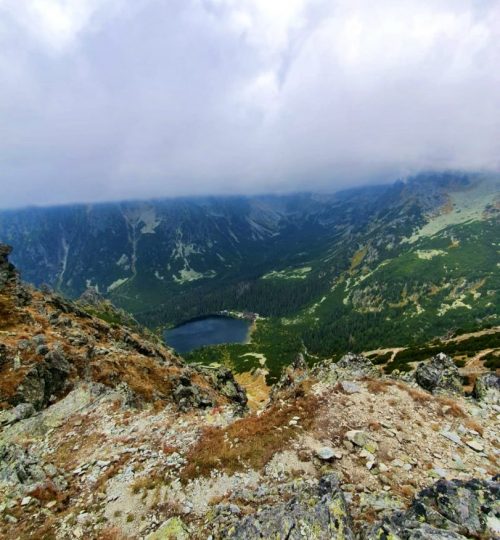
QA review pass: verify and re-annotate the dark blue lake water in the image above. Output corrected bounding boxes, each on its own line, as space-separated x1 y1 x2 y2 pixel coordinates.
164 316 251 354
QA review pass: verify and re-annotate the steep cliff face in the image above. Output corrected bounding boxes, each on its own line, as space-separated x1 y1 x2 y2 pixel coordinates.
0 244 31 328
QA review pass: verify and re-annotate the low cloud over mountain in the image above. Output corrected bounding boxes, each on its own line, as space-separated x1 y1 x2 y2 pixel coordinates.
1 0 499 207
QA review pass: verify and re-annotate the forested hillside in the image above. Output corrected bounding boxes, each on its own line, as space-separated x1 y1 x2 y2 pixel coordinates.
1 172 498 368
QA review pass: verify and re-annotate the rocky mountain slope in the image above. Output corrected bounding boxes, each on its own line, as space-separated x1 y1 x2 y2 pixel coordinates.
0 246 499 539
0 172 498 366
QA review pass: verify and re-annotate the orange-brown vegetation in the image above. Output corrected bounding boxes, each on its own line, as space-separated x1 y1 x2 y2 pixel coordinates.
181 392 320 480
91 356 177 402
365 378 392 394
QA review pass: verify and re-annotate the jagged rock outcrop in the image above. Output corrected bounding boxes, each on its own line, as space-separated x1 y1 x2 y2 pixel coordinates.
172 365 248 412
0 244 16 292
195 365 248 409
0 244 31 325
473 372 500 403
415 353 463 395
11 348 71 410
222 475 354 539
271 352 310 399
314 352 378 384
172 373 215 411
366 477 500 539
0 246 247 416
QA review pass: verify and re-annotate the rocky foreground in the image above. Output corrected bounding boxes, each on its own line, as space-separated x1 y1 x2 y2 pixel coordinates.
0 244 499 539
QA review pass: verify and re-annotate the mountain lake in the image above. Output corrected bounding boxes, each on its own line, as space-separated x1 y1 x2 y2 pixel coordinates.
164 315 251 354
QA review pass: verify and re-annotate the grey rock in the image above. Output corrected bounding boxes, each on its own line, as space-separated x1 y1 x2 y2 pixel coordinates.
314 352 377 383
11 348 71 410
346 430 368 447
172 374 214 412
271 352 310 399
13 402 35 421
32 334 46 346
415 353 462 395
316 447 338 461
473 373 500 402
0 403 35 427
0 443 47 488
0 244 31 306
339 381 362 394
223 474 354 539
35 344 49 356
440 431 462 446
194 365 247 410
365 477 500 539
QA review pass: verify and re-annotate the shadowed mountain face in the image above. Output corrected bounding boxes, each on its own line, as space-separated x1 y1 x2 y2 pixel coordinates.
0 172 498 355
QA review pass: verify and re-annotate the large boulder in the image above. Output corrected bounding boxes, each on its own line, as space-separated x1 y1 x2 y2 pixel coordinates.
472 373 500 403
365 477 500 539
172 374 214 411
194 365 248 410
222 474 354 539
0 443 47 488
415 353 462 395
12 349 71 410
314 352 378 383
0 442 66 496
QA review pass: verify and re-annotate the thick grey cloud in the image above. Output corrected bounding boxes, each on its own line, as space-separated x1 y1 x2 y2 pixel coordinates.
0 0 499 207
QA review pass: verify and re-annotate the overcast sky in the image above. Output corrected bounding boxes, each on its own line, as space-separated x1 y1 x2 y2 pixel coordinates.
1 0 499 208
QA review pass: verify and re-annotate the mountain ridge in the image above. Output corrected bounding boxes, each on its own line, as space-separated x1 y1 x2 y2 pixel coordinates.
0 247 498 539
0 172 498 373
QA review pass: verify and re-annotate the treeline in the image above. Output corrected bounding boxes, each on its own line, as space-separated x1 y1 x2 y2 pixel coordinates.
137 273 331 328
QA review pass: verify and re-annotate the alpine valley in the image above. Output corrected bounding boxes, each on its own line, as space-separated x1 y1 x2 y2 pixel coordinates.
1 172 498 378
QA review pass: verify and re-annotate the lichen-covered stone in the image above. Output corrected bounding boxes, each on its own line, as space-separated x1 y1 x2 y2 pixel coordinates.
222 474 354 539
11 348 71 410
415 353 462 395
472 373 500 402
145 517 190 540
314 353 377 384
365 477 500 539
196 365 248 409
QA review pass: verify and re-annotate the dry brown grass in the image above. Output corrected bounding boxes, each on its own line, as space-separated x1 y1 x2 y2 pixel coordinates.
365 378 392 394
0 291 19 329
0 365 28 401
130 470 165 495
153 500 183 519
463 418 484 436
91 356 176 401
99 526 130 540
404 387 432 405
393 483 415 500
52 430 105 470
436 396 466 418
161 443 178 455
28 481 63 503
181 393 320 480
